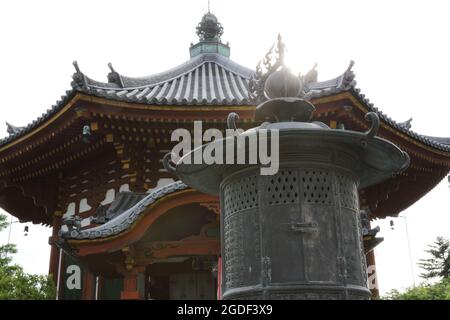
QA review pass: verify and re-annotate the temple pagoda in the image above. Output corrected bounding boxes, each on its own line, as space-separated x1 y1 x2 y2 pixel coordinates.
0 12 449 300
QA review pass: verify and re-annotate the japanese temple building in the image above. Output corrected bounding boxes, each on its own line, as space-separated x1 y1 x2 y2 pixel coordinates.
0 12 449 300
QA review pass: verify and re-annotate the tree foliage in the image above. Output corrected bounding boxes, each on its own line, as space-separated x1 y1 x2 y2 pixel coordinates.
0 213 56 300
418 236 450 280
383 277 450 300
0 213 8 230
384 236 450 300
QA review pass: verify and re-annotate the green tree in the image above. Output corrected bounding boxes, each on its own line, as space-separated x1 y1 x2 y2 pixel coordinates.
383 237 450 300
418 236 450 280
384 277 450 300
0 213 56 299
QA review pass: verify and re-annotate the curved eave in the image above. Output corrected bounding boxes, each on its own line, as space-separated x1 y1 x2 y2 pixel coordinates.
350 88 450 153
311 90 450 158
2 90 449 161
0 93 256 153
366 169 448 219
64 185 218 256
0 90 78 151
63 181 190 240
0 58 350 149
1 70 449 158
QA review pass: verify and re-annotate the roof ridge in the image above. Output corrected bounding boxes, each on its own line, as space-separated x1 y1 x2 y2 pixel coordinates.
94 58 253 91
82 53 253 91
2 61 449 154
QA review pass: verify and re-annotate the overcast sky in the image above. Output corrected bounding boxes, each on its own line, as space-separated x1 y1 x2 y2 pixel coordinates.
0 0 449 296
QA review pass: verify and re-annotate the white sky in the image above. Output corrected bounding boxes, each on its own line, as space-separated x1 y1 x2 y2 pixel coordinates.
0 0 449 296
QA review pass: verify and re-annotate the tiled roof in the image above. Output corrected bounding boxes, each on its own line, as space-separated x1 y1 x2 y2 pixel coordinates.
60 181 189 240
1 90 76 147
92 191 148 224
350 87 450 152
74 53 254 105
1 54 449 153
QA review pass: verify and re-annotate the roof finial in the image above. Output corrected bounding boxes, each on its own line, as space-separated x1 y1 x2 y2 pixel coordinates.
73 60 82 74
399 117 413 130
71 60 88 89
107 62 116 73
190 8 230 58
339 60 356 89
107 62 124 87
303 63 318 84
196 10 223 42
6 122 24 135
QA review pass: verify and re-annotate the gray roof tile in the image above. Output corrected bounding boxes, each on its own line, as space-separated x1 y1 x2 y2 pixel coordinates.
1 54 449 153
60 181 189 240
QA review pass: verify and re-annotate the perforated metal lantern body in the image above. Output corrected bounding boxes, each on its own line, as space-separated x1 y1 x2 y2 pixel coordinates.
219 142 369 300
168 68 409 300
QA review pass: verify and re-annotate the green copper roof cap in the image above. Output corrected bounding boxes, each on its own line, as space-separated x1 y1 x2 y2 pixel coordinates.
190 12 230 58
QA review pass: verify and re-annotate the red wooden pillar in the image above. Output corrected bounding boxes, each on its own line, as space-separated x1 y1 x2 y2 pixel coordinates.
366 250 379 298
48 215 62 289
217 257 222 300
82 272 96 300
120 267 144 300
